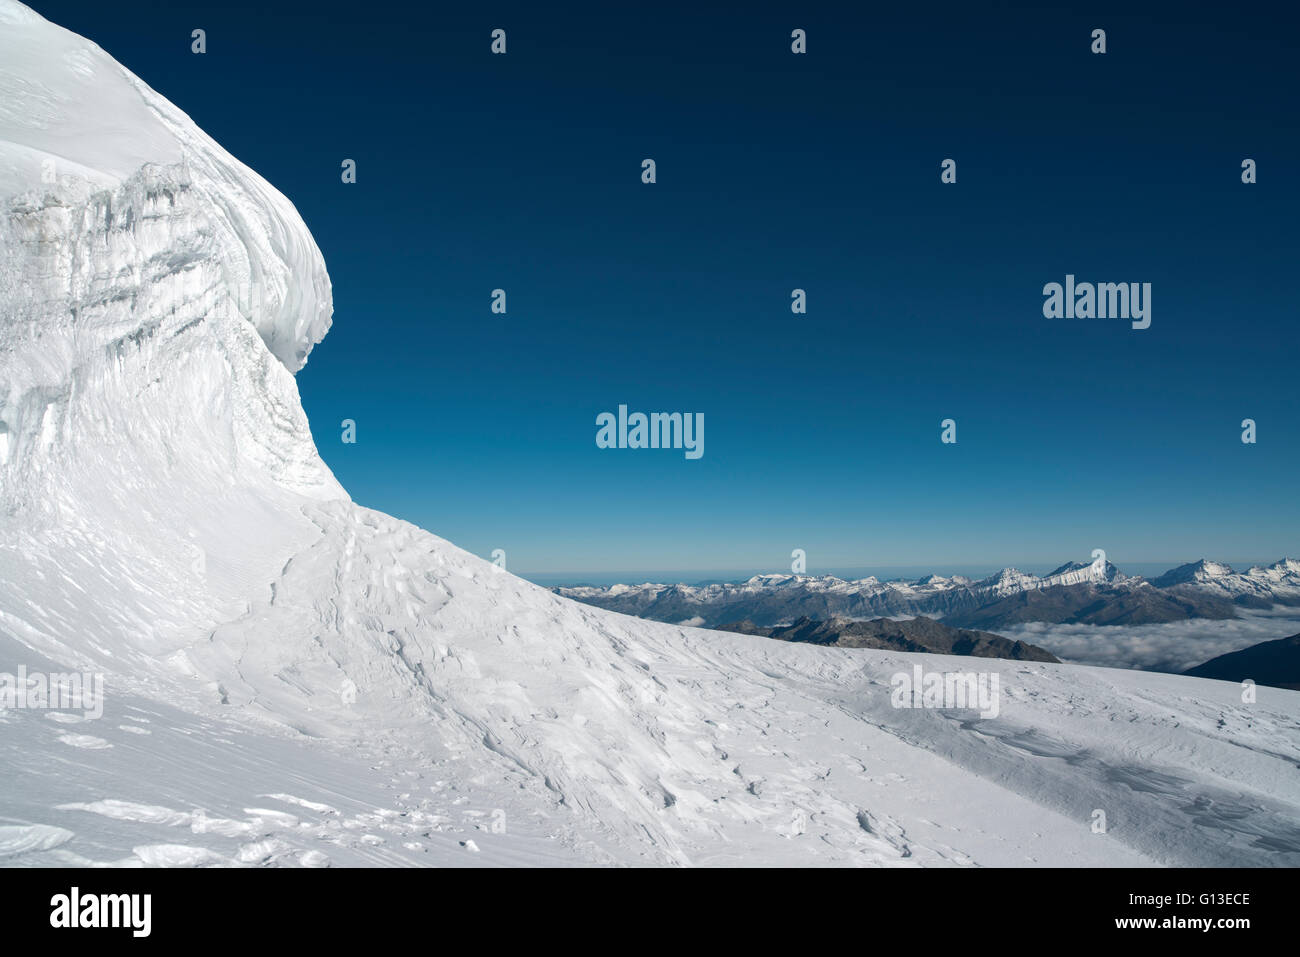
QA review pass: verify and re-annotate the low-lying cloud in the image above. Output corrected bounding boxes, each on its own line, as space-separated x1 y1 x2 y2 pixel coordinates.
1001 611 1300 674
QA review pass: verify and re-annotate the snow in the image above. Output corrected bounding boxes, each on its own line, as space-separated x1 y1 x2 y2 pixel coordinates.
1 0 1298 868
0 823 74 857
560 556 1300 622
0 0 331 372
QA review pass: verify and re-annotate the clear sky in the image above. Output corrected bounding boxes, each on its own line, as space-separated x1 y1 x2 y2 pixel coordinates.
30 0 1299 580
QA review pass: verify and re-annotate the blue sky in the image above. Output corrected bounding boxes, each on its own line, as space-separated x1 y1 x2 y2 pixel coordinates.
32 0 1299 580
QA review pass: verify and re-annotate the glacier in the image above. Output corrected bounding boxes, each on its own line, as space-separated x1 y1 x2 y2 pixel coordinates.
1 0 1298 867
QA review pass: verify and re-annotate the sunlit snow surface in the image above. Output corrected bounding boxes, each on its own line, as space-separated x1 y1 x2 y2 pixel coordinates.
0 0 1297 866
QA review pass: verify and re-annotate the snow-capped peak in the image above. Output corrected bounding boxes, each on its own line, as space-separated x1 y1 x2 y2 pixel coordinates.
1151 559 1236 587
1044 560 1090 577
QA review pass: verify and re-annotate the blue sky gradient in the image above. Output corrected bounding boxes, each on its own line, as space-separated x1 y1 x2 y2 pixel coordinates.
31 0 1299 579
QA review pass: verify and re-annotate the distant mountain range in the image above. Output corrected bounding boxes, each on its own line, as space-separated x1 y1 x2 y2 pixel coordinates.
719 616 1059 662
554 558 1300 630
1184 634 1300 691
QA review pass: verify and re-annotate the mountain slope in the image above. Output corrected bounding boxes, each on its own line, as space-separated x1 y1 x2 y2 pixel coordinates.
719 616 1059 662
1 0 1297 867
554 556 1300 629
1184 635 1300 691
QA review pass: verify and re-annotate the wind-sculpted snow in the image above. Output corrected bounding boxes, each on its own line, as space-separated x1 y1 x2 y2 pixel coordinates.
0 0 331 372
0 0 342 667
0 0 1297 867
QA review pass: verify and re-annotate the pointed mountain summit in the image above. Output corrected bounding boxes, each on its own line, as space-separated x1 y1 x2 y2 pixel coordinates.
1152 559 1236 587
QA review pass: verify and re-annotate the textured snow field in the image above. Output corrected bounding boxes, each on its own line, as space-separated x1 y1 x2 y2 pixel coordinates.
4 519 1299 868
3 596 1300 867
0 635 587 867
0 0 1297 867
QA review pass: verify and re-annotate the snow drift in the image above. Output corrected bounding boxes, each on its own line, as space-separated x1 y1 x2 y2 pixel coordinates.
1 0 1298 867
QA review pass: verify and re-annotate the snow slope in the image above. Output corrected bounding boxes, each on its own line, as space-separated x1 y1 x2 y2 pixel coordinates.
1 0 1298 867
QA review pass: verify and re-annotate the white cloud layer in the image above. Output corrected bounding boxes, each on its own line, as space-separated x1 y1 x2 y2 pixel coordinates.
1002 610 1300 673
